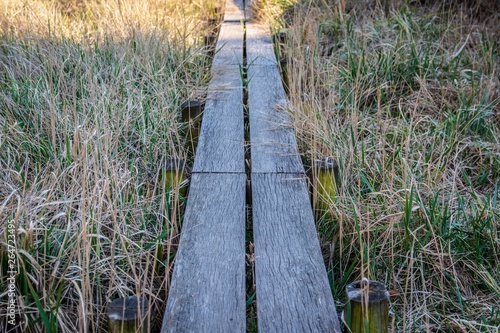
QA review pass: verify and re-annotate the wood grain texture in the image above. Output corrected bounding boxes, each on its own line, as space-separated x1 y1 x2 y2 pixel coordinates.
247 23 304 173
224 0 246 22
247 64 304 173
193 22 244 173
212 22 244 67
162 173 246 333
246 23 278 66
252 173 341 333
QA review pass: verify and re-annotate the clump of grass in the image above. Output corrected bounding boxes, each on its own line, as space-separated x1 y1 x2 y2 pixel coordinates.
0 0 216 331
259 0 499 331
249 0 297 30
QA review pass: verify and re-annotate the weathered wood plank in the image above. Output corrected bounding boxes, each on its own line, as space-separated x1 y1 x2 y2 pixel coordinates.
224 0 245 22
247 64 304 173
212 22 244 67
162 173 246 333
193 22 245 173
192 74 244 173
247 23 304 173
246 23 278 66
252 173 341 333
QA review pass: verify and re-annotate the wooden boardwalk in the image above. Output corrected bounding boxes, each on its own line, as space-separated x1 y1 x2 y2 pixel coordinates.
161 0 341 332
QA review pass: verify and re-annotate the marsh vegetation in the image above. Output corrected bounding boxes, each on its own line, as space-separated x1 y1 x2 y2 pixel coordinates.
254 0 500 331
0 0 218 331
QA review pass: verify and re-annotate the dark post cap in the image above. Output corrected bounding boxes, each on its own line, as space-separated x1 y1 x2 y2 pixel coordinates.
163 158 186 171
108 296 148 320
346 279 389 303
204 34 217 43
273 31 289 44
314 157 338 171
180 100 201 109
181 100 202 122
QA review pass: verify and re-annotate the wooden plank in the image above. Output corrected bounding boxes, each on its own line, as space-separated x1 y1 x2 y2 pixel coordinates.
193 22 244 173
162 173 246 333
192 71 244 173
247 64 304 173
252 173 341 333
247 23 304 173
224 0 245 22
245 0 255 19
212 22 244 67
246 23 278 66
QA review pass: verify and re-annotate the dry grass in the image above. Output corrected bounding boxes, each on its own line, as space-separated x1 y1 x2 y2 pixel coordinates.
0 0 218 331
256 0 499 331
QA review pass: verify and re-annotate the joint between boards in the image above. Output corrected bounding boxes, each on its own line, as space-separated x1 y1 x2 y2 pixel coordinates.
242 14 250 204
250 171 307 176
241 9 258 332
190 171 246 175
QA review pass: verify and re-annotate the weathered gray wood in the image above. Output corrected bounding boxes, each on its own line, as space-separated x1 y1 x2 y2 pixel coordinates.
212 22 244 67
246 23 278 66
247 64 304 173
252 173 341 333
245 0 255 19
193 22 244 173
162 173 246 333
224 0 245 22
192 76 244 173
163 7 341 333
246 23 304 173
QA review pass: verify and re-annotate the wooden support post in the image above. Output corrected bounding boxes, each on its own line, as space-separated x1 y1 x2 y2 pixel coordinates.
161 158 188 197
108 296 149 333
207 18 218 28
181 100 202 124
207 18 218 35
204 35 217 57
313 157 339 218
160 157 188 237
274 31 288 44
278 57 289 95
345 279 389 333
181 101 203 156
272 31 289 57
214 5 222 21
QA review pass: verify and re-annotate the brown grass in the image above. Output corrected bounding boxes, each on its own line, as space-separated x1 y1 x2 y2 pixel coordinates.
255 0 500 331
0 0 218 331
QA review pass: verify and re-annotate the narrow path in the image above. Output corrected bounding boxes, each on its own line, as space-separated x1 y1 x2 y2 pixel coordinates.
246 21 341 333
161 2 247 332
161 1 341 332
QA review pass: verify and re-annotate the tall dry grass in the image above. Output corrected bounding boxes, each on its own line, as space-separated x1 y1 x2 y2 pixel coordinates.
0 0 218 331
256 0 499 331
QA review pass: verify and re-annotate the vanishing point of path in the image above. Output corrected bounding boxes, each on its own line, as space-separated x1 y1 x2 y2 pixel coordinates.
161 1 341 331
